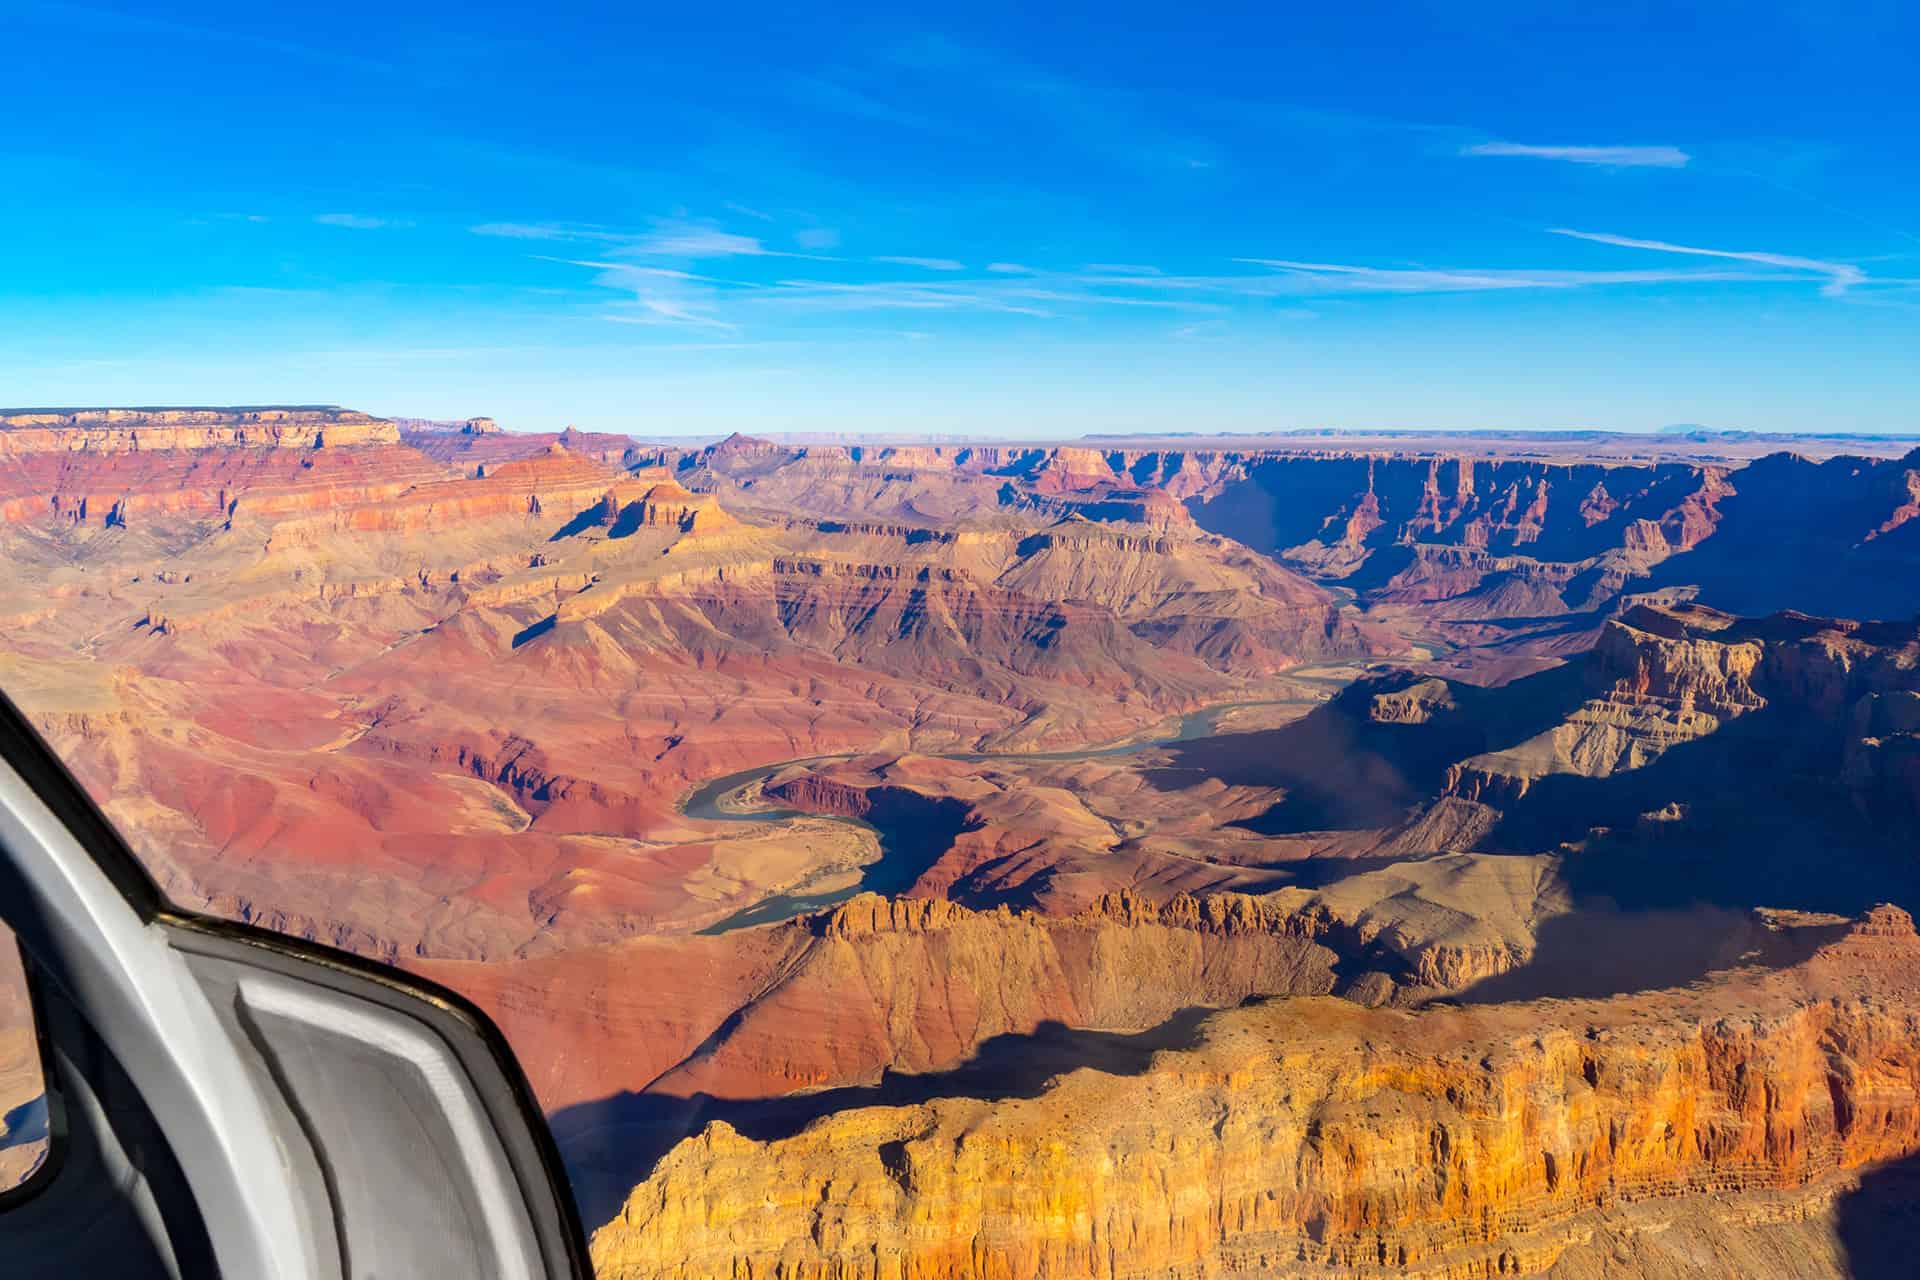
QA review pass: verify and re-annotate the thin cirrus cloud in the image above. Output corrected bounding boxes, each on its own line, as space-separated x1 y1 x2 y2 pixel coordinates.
470 221 630 242
537 258 725 285
1225 258 1763 294
637 220 840 260
524 210 1875 339
604 298 739 331
315 213 406 230
1462 142 1691 168
1548 228 1868 295
751 279 1057 318
471 219 837 259
736 276 1223 319
873 256 966 271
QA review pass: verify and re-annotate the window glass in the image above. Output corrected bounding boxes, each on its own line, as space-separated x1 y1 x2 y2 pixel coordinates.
0 930 49 1192
6 7 1920 1276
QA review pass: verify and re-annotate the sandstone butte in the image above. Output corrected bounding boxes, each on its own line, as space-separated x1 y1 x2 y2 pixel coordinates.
590 906 1920 1280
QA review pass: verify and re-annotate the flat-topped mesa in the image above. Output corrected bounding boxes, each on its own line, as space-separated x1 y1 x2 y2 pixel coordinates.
702 432 787 469
1024 445 1122 494
257 447 622 540
1056 484 1195 529
0 410 445 528
0 405 400 453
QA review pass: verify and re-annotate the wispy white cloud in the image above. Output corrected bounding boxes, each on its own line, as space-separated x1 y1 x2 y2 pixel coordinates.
755 279 1057 318
1548 228 1868 294
638 223 771 256
471 221 628 242
1203 258 1779 295
316 213 406 230
1463 142 1690 168
751 277 1221 317
532 214 1858 340
604 298 739 331
634 219 837 260
874 256 966 271
538 257 728 285
474 217 847 264
1233 258 1560 292
546 251 751 332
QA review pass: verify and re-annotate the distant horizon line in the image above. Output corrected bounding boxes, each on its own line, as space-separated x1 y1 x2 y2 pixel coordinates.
4 405 1918 445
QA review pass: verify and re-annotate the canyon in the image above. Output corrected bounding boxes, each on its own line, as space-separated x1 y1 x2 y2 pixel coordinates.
0 406 1917 1276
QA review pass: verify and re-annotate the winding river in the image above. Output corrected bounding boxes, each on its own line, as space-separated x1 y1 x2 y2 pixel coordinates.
683 661 1370 934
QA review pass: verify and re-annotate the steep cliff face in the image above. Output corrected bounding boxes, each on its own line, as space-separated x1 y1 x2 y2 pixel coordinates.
260 447 621 540
570 479 740 536
0 423 444 527
1187 454 1730 570
589 908 1920 1280
669 438 1920 654
1442 604 1920 827
1188 448 1920 625
9 411 1920 1280
0 405 398 450
649 890 1346 1101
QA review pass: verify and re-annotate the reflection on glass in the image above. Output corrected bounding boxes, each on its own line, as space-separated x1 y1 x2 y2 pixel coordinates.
0 929 48 1191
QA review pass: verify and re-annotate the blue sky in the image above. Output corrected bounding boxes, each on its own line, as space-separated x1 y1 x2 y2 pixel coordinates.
4 1 1917 437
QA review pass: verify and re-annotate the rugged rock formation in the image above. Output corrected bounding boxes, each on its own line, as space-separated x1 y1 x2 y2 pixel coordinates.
589 908 1920 1280
0 409 1398 970
1187 448 1920 631
569 479 740 536
7 409 1920 1280
0 406 442 528
263 447 622 540
1436 604 1920 841
0 404 397 449
441 888 1390 1229
664 436 1920 677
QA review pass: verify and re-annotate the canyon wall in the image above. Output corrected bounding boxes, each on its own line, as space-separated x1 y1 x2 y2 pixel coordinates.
590 909 1920 1280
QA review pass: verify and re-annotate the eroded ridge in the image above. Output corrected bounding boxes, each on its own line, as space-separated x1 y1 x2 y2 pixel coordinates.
590 907 1920 1280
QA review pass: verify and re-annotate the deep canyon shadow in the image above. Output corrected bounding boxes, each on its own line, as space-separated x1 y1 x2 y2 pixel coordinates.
1450 904 1851 1005
1837 1151 1920 1279
550 1007 1216 1232
1485 700 1920 919
1141 661 1593 837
